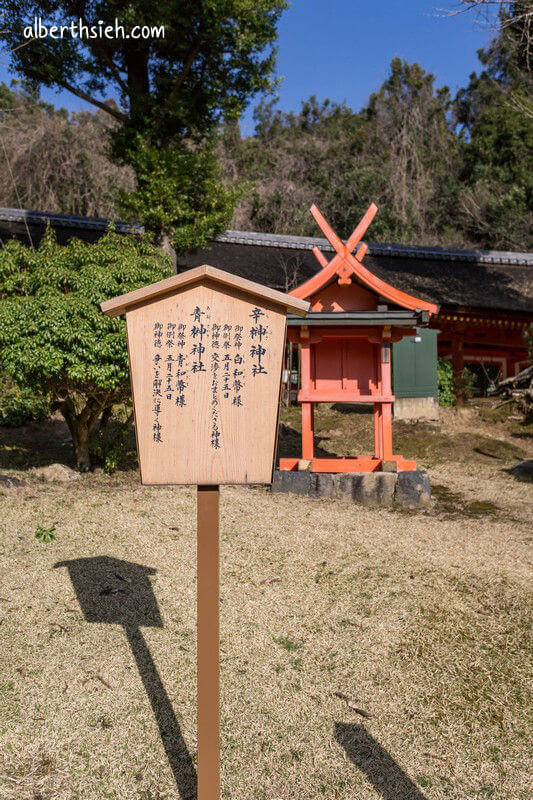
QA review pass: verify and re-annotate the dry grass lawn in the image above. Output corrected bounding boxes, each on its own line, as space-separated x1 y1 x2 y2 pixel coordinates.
0 403 531 800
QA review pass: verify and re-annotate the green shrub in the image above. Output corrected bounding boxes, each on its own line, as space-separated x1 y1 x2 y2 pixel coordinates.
0 374 49 426
437 358 455 406
0 227 171 470
35 525 57 543
438 359 477 405
454 367 477 401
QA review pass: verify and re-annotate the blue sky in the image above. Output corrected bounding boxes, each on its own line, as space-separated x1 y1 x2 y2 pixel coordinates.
254 0 493 131
0 0 493 135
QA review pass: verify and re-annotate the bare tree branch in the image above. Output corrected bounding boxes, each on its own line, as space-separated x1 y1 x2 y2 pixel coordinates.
63 1 130 97
56 79 127 121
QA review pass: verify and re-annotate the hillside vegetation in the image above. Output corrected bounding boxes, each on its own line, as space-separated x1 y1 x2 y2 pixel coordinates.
0 5 530 251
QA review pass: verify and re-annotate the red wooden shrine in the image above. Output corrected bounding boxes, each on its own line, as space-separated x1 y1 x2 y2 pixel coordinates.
279 204 439 473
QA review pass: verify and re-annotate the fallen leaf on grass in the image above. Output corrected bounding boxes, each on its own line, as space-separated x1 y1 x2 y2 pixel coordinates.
334 692 374 719
35 524 57 543
82 671 113 690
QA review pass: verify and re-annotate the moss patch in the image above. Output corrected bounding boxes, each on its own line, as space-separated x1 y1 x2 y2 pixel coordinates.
432 484 501 519
279 405 527 469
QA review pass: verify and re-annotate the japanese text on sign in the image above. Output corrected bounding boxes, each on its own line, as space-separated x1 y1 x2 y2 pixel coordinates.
151 305 271 449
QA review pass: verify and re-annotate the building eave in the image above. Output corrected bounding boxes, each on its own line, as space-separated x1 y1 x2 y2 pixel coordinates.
217 229 533 267
0 206 144 235
287 310 428 327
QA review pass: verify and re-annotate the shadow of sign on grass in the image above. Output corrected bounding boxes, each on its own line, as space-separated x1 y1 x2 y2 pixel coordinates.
335 723 428 800
54 555 197 800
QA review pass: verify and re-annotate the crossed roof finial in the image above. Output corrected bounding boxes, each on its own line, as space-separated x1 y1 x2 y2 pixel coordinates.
309 203 377 285
289 202 438 315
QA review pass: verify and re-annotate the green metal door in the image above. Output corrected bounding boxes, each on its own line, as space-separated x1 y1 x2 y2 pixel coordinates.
392 328 438 398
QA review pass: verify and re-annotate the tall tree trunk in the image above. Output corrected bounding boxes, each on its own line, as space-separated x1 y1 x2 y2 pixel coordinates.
71 422 92 472
58 397 106 471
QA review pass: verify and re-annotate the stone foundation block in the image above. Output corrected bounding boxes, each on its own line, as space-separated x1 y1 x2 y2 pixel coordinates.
342 472 397 507
337 474 357 503
309 473 336 499
271 470 311 496
338 472 397 506
273 469 432 509
394 470 432 508
394 396 439 421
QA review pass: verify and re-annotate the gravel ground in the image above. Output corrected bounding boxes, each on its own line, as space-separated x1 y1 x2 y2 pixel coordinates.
0 449 531 800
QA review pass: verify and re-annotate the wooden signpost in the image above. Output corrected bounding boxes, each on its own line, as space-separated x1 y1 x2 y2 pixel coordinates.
101 264 309 799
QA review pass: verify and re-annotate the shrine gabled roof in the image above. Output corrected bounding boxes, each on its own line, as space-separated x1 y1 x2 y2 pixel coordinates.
290 255 438 314
283 204 439 315
100 263 309 318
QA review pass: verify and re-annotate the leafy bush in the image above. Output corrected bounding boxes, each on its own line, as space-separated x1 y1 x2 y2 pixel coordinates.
454 367 477 401
0 374 49 426
438 359 477 405
119 138 237 252
0 227 171 470
437 358 456 406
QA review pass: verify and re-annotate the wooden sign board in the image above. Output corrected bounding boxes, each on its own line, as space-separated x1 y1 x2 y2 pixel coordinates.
101 265 309 485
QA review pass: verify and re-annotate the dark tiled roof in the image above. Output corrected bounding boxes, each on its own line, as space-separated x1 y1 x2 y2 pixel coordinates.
0 207 143 234
218 230 533 267
0 208 530 314
0 206 142 247
177 233 533 315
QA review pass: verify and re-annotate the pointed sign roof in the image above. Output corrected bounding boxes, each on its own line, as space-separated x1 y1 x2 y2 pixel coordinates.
290 204 438 315
101 263 310 318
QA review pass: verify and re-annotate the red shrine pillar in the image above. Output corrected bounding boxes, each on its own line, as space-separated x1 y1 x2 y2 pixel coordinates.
380 341 393 460
300 340 314 461
301 403 314 460
373 339 393 465
373 405 383 460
